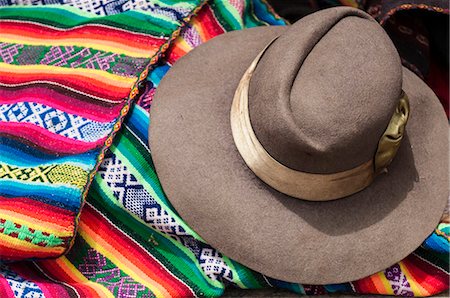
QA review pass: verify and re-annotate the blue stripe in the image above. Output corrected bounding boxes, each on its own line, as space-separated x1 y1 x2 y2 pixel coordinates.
148 64 171 87
252 0 286 26
126 105 150 146
0 137 98 168
0 180 81 212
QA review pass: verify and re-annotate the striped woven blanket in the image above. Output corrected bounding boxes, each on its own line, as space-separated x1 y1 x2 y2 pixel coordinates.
0 0 448 297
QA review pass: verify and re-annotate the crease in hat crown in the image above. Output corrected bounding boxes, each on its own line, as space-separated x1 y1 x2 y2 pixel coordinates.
230 7 409 201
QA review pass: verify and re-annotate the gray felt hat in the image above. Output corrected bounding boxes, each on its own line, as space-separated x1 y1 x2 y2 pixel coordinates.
149 7 449 284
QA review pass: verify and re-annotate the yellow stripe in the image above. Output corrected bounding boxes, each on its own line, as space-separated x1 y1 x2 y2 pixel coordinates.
376 271 395 295
399 260 430 296
172 38 192 53
78 222 170 298
0 232 65 253
0 62 136 87
192 19 207 43
0 210 73 237
56 257 115 298
0 34 157 58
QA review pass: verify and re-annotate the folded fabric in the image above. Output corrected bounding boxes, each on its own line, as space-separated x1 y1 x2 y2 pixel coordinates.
0 1 448 297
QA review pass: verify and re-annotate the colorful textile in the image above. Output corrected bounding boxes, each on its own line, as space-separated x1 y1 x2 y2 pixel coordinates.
0 0 204 260
0 0 448 297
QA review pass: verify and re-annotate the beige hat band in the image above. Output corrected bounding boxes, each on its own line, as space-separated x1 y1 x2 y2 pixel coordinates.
230 39 411 201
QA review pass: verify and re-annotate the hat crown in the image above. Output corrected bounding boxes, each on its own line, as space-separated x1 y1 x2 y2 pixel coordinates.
248 8 403 174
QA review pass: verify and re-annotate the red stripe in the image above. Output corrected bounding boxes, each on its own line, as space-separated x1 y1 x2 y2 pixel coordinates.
0 21 165 52
37 260 104 298
166 5 225 64
0 197 75 228
9 263 73 298
352 276 378 294
0 85 123 122
0 71 130 101
404 254 449 293
0 122 106 154
198 6 226 40
0 242 62 260
166 44 186 65
81 204 193 297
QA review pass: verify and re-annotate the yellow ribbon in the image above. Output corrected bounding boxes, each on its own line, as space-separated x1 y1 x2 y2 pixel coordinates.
230 40 410 201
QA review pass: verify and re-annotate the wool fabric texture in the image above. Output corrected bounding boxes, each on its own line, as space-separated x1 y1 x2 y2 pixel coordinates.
0 0 448 297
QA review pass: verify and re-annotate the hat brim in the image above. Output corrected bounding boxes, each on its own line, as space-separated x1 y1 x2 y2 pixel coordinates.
149 26 449 284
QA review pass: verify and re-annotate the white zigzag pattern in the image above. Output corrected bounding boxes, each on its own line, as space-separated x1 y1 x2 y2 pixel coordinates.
98 153 235 282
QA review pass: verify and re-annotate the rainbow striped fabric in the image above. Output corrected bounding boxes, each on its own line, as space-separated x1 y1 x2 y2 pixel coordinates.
0 0 208 261
0 1 448 297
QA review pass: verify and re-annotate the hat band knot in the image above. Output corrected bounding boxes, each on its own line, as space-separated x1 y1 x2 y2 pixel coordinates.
230 38 410 201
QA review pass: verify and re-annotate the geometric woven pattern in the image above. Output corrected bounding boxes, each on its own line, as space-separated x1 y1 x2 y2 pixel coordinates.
0 163 88 188
98 153 189 238
0 43 149 77
0 102 115 142
0 218 66 247
199 248 234 281
78 248 152 297
0 1 184 262
384 264 414 296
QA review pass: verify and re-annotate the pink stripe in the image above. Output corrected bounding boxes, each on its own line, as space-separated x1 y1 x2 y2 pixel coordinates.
0 272 16 298
0 87 122 122
0 122 106 154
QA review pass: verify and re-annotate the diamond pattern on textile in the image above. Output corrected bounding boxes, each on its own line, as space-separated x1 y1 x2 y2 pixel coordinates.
384 264 414 296
98 154 188 237
0 263 44 298
0 102 115 142
78 248 154 298
199 248 233 281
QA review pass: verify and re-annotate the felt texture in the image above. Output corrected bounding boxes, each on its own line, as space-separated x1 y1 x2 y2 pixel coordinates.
249 8 403 173
149 7 449 285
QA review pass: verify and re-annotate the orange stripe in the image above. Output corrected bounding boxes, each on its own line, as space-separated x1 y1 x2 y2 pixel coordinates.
0 65 132 100
0 242 64 260
0 21 165 57
0 197 74 227
38 258 112 298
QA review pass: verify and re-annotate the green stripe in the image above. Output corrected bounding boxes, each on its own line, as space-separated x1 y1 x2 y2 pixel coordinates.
112 127 169 207
226 258 267 289
154 0 201 9
0 43 149 73
210 0 245 31
0 7 179 35
88 180 224 296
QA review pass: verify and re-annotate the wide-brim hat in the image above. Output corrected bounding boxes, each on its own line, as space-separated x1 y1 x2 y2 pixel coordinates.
149 7 448 284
